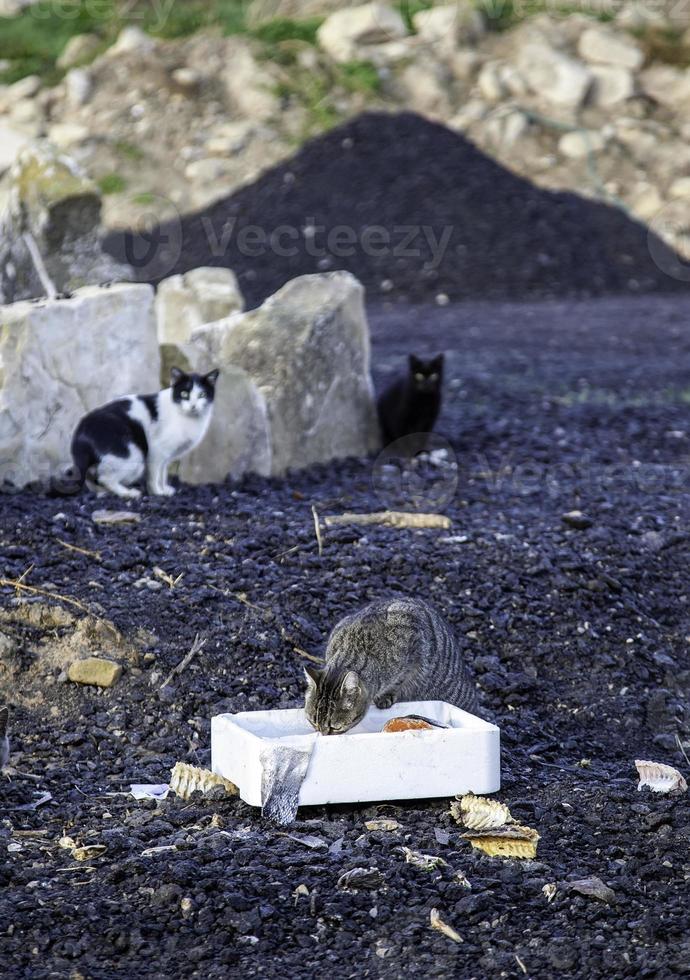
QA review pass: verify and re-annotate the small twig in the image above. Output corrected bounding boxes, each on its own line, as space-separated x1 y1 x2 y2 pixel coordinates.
324 511 451 530
56 539 101 561
0 575 116 632
160 634 206 689
4 768 43 783
153 567 184 590
676 734 690 769
311 505 323 557
293 646 325 665
515 954 528 975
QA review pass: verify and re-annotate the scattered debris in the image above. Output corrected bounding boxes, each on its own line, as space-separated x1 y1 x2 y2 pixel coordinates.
159 634 206 689
59 838 107 862
450 793 514 831
401 847 448 871
169 762 238 801
565 877 616 904
130 784 170 801
292 883 309 903
56 539 101 560
561 510 593 530
434 828 451 846
635 759 688 794
67 656 122 688
92 510 141 525
543 883 558 903
153 567 184 589
276 833 327 850
12 791 53 811
462 825 540 859
324 511 452 530
453 869 472 890
429 908 463 944
0 705 9 771
141 845 178 858
365 819 401 832
337 867 384 891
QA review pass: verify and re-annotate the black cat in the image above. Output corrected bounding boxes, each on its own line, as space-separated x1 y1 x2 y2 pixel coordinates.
377 354 444 445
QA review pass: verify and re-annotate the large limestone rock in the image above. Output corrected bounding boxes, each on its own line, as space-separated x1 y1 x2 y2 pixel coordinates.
516 42 592 108
317 3 407 63
0 283 159 488
413 3 484 52
0 141 132 304
185 271 380 481
155 268 244 345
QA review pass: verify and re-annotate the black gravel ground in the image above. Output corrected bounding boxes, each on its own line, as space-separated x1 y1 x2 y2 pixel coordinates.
1 293 690 978
105 112 690 308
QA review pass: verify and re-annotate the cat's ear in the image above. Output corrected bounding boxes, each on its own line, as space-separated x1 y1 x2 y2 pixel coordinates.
433 353 445 369
340 670 361 698
204 369 219 387
169 366 184 385
409 354 420 371
304 666 322 688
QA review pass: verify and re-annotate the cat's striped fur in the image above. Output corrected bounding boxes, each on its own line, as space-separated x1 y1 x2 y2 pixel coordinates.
304 597 479 735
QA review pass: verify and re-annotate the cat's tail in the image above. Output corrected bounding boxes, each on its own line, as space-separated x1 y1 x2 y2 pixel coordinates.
48 436 93 496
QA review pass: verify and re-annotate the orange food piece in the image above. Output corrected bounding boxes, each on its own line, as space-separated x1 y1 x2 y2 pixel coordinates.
382 716 435 733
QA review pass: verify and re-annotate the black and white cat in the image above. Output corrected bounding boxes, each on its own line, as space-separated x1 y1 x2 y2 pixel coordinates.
70 367 219 499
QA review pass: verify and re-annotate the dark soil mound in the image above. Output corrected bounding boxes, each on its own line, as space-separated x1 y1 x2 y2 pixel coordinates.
105 111 688 308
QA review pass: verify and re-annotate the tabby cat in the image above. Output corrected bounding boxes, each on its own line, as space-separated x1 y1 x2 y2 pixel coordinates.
304 597 478 735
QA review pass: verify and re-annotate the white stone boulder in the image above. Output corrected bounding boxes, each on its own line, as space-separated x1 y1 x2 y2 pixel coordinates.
0 283 159 488
413 3 484 53
317 3 407 63
155 268 244 345
516 43 592 108
589 65 635 107
640 65 690 109
184 271 381 482
577 25 644 70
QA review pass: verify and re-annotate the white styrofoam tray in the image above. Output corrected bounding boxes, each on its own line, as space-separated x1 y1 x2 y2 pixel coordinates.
212 700 500 807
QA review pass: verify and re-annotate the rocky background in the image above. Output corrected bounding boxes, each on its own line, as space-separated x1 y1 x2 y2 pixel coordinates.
1 0 689 260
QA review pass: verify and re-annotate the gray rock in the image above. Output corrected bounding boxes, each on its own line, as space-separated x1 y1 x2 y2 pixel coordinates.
155 267 244 345
188 271 380 479
317 2 407 63
56 33 101 70
517 42 592 108
0 141 132 304
0 283 159 488
578 25 644 70
589 65 635 107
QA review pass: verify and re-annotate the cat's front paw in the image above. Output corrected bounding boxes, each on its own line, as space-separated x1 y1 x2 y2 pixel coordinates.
157 485 176 497
374 693 396 710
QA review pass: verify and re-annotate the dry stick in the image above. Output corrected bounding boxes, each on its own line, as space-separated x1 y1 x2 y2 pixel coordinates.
676 734 690 769
56 539 101 561
311 505 323 557
160 634 206 689
324 511 452 530
293 646 325 665
0 576 117 633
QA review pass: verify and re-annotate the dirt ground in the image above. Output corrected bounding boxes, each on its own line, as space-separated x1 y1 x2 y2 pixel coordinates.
1 293 689 978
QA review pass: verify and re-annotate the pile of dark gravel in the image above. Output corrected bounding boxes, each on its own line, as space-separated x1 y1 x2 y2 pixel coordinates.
1 295 689 977
105 112 689 308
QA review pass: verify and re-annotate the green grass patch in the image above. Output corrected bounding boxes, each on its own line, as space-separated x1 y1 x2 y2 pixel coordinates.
250 16 322 46
114 140 145 161
338 60 381 95
98 173 127 195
